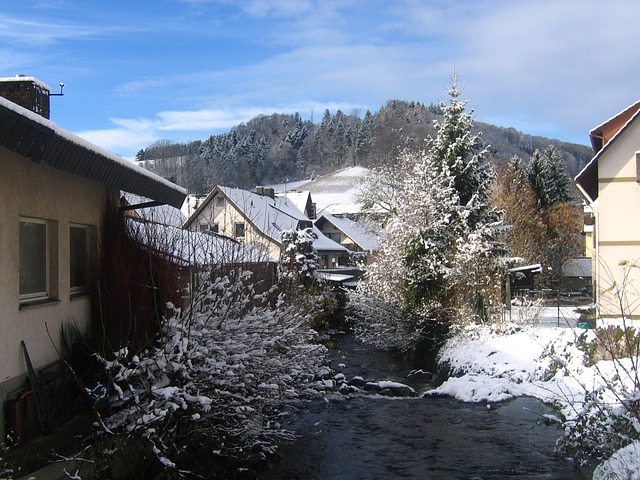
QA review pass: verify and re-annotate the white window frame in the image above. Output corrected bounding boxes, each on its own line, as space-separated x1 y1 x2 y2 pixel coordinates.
19 217 49 302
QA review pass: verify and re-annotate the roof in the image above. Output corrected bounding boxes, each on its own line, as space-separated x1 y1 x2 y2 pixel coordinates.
218 186 310 244
122 193 187 228
276 190 312 215
508 264 543 274
311 225 349 253
127 218 265 267
315 213 381 251
575 100 640 203
562 258 592 278
0 96 186 209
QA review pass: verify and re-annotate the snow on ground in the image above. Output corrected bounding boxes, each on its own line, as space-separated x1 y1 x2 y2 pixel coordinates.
427 306 640 479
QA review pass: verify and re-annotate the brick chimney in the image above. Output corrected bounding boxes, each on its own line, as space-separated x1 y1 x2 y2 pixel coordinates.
0 75 51 119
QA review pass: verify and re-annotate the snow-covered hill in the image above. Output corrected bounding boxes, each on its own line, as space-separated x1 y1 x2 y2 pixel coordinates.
272 166 369 216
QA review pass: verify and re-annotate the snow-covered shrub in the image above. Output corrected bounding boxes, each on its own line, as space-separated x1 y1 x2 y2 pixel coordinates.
448 229 503 325
553 263 640 469
557 390 640 466
0 443 13 480
280 228 318 287
351 77 503 352
94 268 328 477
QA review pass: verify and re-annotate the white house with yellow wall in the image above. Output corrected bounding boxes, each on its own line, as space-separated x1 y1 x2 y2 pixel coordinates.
575 100 640 317
0 76 186 442
183 185 347 267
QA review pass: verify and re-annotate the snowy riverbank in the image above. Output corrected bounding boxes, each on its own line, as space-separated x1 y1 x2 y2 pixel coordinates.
426 306 640 479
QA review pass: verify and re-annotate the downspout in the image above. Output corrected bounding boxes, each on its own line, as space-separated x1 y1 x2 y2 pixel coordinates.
575 182 598 303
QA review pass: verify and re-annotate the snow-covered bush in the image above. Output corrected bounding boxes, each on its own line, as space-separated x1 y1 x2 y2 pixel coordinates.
93 267 328 477
557 390 640 466
351 76 503 352
0 443 13 480
280 228 318 286
552 263 640 469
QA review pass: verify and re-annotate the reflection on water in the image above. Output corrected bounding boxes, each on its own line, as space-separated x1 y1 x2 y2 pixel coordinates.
259 334 593 480
260 396 592 480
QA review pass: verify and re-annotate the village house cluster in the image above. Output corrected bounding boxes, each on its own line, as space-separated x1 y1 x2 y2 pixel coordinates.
1 74 639 475
0 75 382 453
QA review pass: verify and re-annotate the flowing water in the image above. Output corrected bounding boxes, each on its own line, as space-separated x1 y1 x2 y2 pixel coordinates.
259 333 594 480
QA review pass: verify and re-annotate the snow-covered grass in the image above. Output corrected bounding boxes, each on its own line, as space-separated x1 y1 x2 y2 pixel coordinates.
427 306 640 478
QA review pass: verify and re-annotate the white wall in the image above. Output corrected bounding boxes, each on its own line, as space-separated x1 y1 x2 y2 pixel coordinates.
0 146 113 437
595 122 640 317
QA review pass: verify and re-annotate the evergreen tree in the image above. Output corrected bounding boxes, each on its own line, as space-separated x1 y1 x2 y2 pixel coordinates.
354 77 504 351
526 145 572 211
427 75 496 230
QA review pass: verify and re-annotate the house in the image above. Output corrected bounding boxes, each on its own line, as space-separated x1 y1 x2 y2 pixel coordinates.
122 193 276 303
314 212 381 264
276 190 316 219
183 185 348 267
575 100 640 317
0 75 186 442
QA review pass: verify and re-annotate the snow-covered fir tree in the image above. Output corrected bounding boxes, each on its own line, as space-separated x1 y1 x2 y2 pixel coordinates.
353 76 503 351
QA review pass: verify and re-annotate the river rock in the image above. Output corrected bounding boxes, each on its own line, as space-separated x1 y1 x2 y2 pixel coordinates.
348 376 367 388
407 369 433 382
376 381 417 397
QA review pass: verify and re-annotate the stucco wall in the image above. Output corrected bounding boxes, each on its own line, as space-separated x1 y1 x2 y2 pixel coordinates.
595 122 640 317
0 146 114 435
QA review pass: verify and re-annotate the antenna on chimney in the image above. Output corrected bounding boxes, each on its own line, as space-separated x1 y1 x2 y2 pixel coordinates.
49 83 65 97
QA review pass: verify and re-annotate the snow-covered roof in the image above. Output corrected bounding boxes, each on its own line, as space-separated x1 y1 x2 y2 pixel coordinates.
311 225 349 253
218 186 309 243
315 213 381 251
278 166 367 215
0 75 52 91
276 190 312 215
508 264 543 274
0 96 186 209
127 218 265 266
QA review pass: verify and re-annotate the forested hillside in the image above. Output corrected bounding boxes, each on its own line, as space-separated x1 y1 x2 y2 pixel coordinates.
136 100 592 195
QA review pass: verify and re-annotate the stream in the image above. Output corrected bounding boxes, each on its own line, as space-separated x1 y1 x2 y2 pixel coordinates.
259 332 594 480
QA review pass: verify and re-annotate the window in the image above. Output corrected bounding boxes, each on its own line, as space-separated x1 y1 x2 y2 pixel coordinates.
199 223 219 234
70 225 89 295
234 222 245 238
19 218 48 301
215 196 225 207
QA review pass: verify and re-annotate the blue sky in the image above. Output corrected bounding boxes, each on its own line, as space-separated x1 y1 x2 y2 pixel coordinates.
3 0 640 160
